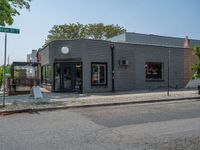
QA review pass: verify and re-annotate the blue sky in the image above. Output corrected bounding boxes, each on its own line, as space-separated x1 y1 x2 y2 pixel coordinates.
0 0 200 65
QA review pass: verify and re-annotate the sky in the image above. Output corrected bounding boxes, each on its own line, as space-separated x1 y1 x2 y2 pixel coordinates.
0 0 200 65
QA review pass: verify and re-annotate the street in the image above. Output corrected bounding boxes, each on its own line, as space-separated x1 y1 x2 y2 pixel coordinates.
1 99 200 150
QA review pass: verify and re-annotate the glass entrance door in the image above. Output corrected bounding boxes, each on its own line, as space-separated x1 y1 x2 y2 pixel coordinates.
54 62 82 92
61 65 75 92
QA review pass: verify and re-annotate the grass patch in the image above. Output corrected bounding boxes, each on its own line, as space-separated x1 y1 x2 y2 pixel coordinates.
0 101 66 112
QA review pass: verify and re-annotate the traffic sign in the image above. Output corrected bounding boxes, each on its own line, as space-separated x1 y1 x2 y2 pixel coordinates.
0 27 20 34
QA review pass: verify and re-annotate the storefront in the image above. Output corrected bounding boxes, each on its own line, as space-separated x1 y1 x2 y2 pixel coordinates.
40 58 82 92
38 38 195 93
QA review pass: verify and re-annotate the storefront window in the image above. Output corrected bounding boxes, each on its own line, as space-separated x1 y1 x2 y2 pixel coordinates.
41 65 52 88
91 63 107 85
54 64 60 91
145 62 163 80
75 63 82 90
41 66 45 84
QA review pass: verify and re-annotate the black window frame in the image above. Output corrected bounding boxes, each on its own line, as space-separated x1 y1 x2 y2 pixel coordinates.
41 65 52 85
91 62 108 86
145 62 164 81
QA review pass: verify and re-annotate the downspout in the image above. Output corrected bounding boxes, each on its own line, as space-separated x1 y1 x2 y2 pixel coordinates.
110 43 115 92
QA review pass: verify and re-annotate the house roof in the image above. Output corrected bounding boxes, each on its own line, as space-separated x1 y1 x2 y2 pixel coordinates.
108 32 200 48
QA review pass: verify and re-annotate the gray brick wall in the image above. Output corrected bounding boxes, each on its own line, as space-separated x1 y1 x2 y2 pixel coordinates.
113 43 136 91
81 40 112 93
113 43 184 91
50 40 82 63
126 44 183 90
40 45 50 66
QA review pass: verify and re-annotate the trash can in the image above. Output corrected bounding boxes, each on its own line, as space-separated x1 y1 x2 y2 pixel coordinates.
198 85 200 95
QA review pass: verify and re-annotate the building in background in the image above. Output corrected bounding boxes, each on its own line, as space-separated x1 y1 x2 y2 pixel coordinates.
26 49 38 77
10 49 38 81
108 32 200 48
27 49 37 63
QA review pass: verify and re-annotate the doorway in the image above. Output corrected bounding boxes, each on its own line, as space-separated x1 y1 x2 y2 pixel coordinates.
54 62 82 92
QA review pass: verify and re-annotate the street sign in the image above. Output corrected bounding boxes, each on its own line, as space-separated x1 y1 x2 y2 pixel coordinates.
0 27 20 34
0 26 20 106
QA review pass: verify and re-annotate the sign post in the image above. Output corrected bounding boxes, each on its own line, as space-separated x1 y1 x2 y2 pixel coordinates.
0 27 20 107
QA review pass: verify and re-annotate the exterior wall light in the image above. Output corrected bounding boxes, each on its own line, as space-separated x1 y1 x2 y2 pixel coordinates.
61 46 69 54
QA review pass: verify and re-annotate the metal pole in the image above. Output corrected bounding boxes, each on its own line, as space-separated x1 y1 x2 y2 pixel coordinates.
167 50 170 96
3 33 7 106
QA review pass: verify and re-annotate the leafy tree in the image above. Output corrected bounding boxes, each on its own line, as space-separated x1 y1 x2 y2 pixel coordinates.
0 0 31 26
46 22 126 43
86 23 105 39
47 23 87 42
98 24 126 39
0 65 10 88
0 65 19 89
0 66 3 89
192 45 200 78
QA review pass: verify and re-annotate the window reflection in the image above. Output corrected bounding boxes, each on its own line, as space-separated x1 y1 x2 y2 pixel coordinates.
91 63 107 85
55 64 60 91
145 62 163 80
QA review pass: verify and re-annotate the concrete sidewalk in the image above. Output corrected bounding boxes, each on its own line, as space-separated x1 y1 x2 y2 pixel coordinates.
0 89 199 114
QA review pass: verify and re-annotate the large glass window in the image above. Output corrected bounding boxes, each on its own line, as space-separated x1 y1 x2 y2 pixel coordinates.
145 62 163 80
75 63 82 90
54 64 61 91
41 65 52 86
91 63 107 85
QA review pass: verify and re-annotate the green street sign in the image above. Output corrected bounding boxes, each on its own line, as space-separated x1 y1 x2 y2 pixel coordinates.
0 27 20 34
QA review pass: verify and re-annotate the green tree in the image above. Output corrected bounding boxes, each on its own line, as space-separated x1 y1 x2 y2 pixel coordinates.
46 22 126 43
0 65 19 89
0 0 31 26
0 65 8 89
47 23 87 42
87 23 105 39
0 66 3 89
192 45 200 78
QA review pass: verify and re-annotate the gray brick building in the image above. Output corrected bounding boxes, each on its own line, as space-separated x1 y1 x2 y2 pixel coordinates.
38 32 200 93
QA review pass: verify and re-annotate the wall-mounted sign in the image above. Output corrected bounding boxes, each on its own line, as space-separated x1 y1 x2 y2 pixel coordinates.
61 46 69 54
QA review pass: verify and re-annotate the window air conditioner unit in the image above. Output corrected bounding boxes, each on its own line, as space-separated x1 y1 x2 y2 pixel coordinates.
119 59 129 66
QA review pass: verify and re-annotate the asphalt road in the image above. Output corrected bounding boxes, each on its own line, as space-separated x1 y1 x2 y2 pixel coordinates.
1 99 200 150
72 99 200 128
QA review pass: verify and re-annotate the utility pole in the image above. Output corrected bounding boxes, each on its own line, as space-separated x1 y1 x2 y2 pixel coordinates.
7 55 10 65
3 33 7 106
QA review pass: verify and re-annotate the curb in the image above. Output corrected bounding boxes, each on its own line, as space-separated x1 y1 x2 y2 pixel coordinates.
0 96 200 116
